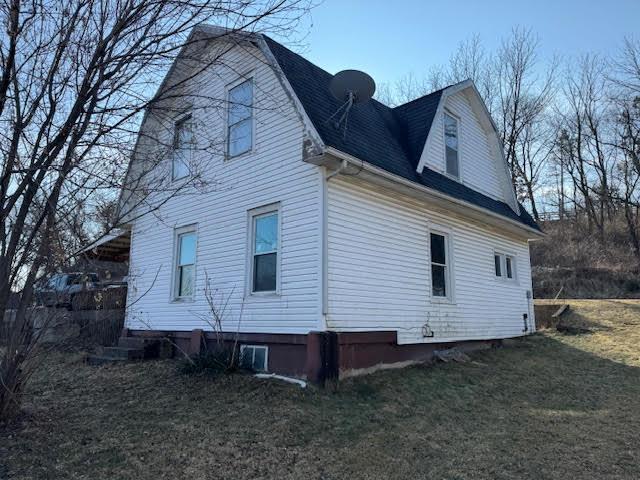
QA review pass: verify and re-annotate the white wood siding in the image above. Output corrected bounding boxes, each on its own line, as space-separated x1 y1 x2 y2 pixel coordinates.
327 176 534 344
424 91 503 200
125 42 322 334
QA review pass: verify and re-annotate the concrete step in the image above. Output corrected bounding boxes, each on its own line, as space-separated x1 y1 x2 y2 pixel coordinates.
118 336 170 359
101 346 145 360
86 355 128 366
118 336 163 347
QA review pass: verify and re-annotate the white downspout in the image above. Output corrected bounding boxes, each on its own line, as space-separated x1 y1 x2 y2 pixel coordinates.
320 159 348 327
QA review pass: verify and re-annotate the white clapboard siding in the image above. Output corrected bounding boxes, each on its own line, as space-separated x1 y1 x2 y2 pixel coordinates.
424 91 503 201
125 42 322 334
327 176 535 344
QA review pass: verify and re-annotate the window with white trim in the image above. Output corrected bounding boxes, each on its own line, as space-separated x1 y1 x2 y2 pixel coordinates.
430 232 450 298
494 254 502 277
494 253 516 280
249 206 279 293
227 78 253 157
444 113 459 178
172 114 192 180
240 345 268 372
506 256 514 279
174 227 197 299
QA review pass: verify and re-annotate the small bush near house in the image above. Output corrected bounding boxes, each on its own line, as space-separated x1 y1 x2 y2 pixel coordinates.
179 345 242 376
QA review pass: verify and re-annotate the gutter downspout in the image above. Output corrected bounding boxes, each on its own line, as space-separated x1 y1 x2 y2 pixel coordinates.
316 157 349 328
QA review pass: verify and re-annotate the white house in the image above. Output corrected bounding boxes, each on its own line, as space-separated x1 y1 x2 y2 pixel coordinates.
116 26 543 382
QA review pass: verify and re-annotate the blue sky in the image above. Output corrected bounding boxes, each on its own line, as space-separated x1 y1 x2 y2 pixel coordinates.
287 0 640 86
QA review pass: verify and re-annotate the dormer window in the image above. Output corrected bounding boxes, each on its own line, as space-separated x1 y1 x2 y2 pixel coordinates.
227 78 253 158
444 113 459 178
172 114 192 180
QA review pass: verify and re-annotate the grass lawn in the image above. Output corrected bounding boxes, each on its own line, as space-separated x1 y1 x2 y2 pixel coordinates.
2 299 640 479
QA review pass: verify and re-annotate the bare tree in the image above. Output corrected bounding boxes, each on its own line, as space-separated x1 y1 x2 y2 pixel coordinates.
446 34 496 111
515 119 555 220
376 35 494 107
611 37 640 174
375 72 432 106
610 38 640 265
556 55 619 235
612 37 640 96
0 0 311 420
495 27 556 219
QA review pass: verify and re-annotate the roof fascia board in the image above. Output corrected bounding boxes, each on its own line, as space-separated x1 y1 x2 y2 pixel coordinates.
257 35 325 156
322 146 543 240
462 84 520 214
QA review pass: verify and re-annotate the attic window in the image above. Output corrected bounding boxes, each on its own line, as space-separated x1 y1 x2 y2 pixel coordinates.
444 113 459 178
227 78 253 157
172 114 192 180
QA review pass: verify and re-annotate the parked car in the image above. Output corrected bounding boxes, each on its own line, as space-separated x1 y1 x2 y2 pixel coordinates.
34 273 100 309
102 276 129 289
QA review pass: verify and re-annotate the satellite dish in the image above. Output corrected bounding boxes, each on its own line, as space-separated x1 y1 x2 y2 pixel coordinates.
329 70 376 104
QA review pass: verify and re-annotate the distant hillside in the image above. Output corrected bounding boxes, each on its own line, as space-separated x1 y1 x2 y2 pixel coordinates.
530 218 640 299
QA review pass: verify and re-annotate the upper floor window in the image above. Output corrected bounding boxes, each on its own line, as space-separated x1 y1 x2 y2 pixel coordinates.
174 227 197 299
172 114 192 180
444 113 459 178
430 232 450 298
227 78 253 158
249 205 279 293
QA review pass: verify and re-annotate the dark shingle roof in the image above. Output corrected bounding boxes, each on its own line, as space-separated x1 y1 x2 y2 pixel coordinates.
263 36 540 232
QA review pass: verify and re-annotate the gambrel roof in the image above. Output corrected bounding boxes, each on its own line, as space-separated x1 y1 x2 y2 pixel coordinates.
263 36 540 233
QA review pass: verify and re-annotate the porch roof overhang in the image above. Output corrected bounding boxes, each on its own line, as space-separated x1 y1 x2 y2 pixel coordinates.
81 228 132 261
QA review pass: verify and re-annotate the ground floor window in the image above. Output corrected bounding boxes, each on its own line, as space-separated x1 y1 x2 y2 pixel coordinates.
430 232 450 298
249 204 280 294
494 252 516 280
174 226 197 299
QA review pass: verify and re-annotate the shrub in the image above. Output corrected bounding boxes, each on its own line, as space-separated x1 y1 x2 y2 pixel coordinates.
179 345 242 376
623 278 640 293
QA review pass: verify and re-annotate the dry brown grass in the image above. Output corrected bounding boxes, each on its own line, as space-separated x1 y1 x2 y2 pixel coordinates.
2 300 640 479
535 299 640 366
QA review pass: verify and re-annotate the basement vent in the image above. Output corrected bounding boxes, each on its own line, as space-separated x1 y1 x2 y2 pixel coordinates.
240 345 268 372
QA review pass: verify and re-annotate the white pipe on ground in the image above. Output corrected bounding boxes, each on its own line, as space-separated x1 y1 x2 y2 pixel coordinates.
254 373 307 388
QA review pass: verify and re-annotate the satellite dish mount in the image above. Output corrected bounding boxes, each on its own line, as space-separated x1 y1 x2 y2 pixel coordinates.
328 70 376 138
